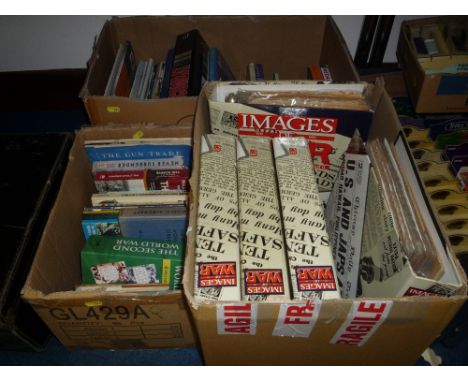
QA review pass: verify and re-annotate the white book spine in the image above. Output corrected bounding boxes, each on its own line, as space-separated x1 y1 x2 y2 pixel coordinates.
237 136 290 302
194 134 241 302
273 137 340 300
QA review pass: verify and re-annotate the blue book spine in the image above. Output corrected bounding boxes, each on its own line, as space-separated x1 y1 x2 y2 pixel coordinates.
120 217 188 242
208 47 218 81
85 144 192 166
160 48 175 98
82 219 121 240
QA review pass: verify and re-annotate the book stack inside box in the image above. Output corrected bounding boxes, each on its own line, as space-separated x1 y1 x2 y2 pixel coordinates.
192 81 466 303
78 136 192 292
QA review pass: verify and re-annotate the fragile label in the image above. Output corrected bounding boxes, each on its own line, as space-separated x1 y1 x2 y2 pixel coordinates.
217 303 257 335
330 300 393 346
272 300 322 338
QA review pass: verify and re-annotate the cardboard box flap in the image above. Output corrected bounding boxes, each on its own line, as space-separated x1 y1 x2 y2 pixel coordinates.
80 19 114 98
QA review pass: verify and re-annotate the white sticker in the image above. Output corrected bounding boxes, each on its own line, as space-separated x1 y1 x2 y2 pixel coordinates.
330 300 393 347
272 299 322 338
216 303 257 335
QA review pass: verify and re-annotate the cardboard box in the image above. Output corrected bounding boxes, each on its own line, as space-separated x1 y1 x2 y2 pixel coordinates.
22 124 197 350
182 81 468 365
80 15 358 125
397 16 468 114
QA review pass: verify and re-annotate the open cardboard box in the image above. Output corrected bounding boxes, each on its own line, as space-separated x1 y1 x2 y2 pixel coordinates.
21 124 197 350
397 16 468 114
182 81 468 365
80 15 358 125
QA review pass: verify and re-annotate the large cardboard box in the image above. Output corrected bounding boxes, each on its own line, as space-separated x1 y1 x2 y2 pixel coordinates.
182 82 468 366
22 124 197 350
80 15 358 125
397 16 468 114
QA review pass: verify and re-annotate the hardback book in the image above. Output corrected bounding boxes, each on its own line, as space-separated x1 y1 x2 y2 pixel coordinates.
160 48 175 98
119 204 188 242
272 137 340 300
358 136 465 297
194 134 241 302
104 40 136 97
208 47 236 81
81 209 121 240
81 235 184 290
169 29 209 97
325 151 371 298
92 159 188 174
91 191 188 207
84 138 192 167
94 168 189 193
237 136 290 302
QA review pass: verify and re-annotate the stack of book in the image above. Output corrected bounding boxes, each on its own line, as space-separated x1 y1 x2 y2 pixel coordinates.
194 134 340 303
78 137 192 291
104 30 236 100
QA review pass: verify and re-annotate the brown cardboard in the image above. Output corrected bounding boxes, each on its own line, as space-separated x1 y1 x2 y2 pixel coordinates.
397 17 468 114
22 124 197 350
80 16 358 125
182 83 467 366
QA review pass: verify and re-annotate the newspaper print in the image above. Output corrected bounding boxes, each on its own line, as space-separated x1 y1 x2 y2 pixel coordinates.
273 137 340 300
209 100 353 193
194 134 241 302
237 136 290 301
326 152 371 298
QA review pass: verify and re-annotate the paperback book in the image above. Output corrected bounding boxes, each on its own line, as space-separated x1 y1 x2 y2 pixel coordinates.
194 134 241 302
237 136 290 301
119 204 188 242
81 235 184 290
272 137 340 300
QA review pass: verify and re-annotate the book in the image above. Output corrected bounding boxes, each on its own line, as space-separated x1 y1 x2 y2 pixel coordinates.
150 61 166 99
119 204 188 242
160 48 175 98
75 283 170 294
326 151 371 298
104 41 136 97
208 81 374 193
237 136 290 302
169 29 209 97
247 63 264 80
94 168 189 193
92 159 188 173
194 134 241 302
85 138 192 165
272 137 340 300
81 209 121 240
91 191 188 207
308 64 324 81
129 59 155 99
208 47 235 81
81 235 184 290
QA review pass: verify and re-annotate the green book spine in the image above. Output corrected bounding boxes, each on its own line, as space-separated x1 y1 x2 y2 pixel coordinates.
81 235 184 289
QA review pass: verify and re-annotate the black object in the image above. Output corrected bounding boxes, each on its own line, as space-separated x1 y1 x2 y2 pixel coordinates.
354 16 395 69
354 16 380 68
368 16 395 67
0 132 72 351
168 29 209 97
